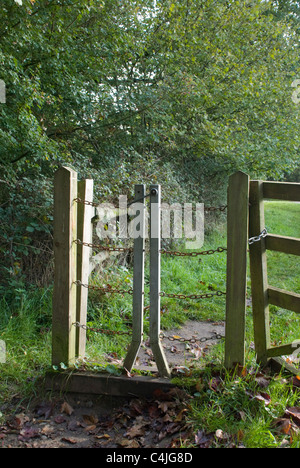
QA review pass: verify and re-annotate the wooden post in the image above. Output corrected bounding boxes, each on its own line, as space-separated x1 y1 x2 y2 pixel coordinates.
249 180 270 366
149 185 171 378
225 171 250 369
52 167 78 367
76 179 94 359
123 185 146 372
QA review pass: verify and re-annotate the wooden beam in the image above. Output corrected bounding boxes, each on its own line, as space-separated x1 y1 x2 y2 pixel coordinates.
149 185 171 378
123 185 146 372
225 171 250 369
45 372 176 398
52 167 78 367
267 343 299 358
265 234 300 256
268 286 300 314
76 179 94 359
249 180 271 366
263 181 300 202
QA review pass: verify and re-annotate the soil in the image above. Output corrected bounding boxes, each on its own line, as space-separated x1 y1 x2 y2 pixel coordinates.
0 320 225 449
136 320 225 372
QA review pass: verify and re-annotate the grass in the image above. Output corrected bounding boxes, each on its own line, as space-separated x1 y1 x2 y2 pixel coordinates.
0 201 300 447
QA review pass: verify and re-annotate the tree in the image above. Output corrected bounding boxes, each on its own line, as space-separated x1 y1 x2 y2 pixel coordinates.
0 0 299 285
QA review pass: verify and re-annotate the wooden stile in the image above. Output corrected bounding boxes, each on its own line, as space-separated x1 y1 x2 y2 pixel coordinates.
52 167 78 367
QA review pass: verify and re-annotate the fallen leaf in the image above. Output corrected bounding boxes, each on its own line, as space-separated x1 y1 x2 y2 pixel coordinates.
54 415 65 424
285 407 300 426
119 438 140 448
41 424 54 435
208 377 222 392
126 423 146 439
292 376 300 389
254 392 271 405
195 430 214 448
19 426 40 440
61 437 77 445
61 402 74 416
82 414 98 425
95 434 111 440
175 409 188 422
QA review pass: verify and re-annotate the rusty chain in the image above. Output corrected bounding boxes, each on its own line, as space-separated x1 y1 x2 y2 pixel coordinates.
74 280 134 296
161 246 227 257
73 321 132 337
74 239 133 253
160 290 226 300
75 238 226 257
74 197 227 213
160 330 224 344
73 321 224 343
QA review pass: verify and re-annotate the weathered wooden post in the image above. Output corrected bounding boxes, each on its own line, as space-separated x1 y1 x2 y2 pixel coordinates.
225 171 250 369
76 179 94 359
123 185 146 372
52 167 78 367
149 185 171 378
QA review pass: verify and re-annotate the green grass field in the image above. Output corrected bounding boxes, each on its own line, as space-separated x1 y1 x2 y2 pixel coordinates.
0 200 300 447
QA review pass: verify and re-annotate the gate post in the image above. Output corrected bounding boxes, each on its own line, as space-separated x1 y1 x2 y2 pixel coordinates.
149 185 171 378
225 171 250 369
76 179 94 359
52 167 78 367
123 185 146 372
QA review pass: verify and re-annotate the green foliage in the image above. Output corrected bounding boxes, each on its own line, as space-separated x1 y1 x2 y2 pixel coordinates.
0 0 299 288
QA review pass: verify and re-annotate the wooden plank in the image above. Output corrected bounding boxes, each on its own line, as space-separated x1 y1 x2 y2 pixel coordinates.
45 371 176 398
265 234 300 256
149 185 171 378
263 181 300 202
269 357 300 376
123 185 146 373
52 167 78 367
225 171 250 369
267 343 298 358
76 179 94 359
249 180 271 365
268 286 300 314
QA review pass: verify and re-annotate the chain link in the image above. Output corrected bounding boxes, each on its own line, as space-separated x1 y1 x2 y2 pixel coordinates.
160 246 227 257
74 280 134 296
75 197 227 213
73 321 132 336
204 205 227 213
73 322 224 343
160 330 224 344
248 228 268 246
160 290 226 300
74 239 133 253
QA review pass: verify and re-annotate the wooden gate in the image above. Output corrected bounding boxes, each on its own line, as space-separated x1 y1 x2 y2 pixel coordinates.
225 174 300 373
249 179 300 371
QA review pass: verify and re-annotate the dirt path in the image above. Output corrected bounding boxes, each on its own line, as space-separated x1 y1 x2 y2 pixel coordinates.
0 320 225 449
